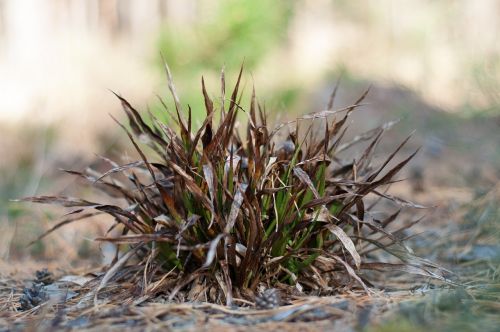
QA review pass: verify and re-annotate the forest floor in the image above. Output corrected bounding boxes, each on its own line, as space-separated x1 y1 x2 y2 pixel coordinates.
1 82 499 331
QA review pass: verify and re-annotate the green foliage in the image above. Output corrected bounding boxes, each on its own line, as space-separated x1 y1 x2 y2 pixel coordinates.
157 0 292 71
153 0 293 122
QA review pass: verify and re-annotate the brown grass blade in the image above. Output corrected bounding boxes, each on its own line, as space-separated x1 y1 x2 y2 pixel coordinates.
326 224 362 269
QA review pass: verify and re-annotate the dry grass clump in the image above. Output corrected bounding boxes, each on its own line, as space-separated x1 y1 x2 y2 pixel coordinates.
20 64 444 306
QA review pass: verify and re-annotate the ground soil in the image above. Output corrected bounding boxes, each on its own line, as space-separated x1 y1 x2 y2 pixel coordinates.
1 83 498 331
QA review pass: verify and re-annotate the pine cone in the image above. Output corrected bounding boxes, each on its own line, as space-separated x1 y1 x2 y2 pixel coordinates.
19 283 48 311
35 268 54 285
255 288 281 309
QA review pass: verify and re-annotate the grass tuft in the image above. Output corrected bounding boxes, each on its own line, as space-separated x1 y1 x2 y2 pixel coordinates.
21 65 445 306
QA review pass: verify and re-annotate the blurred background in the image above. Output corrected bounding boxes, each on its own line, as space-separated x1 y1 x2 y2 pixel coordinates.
0 0 499 268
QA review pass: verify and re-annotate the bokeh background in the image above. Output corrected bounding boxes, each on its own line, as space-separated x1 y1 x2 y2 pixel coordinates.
0 0 499 269
1 2 499 330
